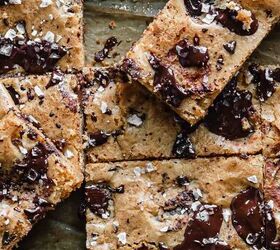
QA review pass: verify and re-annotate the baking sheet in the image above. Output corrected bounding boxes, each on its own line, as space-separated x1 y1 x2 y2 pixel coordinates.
17 1 280 249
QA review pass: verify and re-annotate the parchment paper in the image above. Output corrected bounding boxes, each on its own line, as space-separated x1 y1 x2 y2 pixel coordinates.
17 1 280 249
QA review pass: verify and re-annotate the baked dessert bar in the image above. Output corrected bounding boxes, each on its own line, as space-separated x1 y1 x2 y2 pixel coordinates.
0 0 84 74
82 67 262 162
122 0 280 125
0 73 84 170
82 67 180 163
85 156 270 249
0 109 83 249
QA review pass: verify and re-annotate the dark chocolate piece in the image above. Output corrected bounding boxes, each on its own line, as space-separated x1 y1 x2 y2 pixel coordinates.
248 64 280 101
230 187 278 249
94 36 119 62
174 204 231 250
172 132 196 158
85 183 124 217
2 232 16 246
6 85 20 105
148 54 188 107
216 8 258 36
0 38 67 74
204 76 255 140
175 39 209 68
24 197 53 223
223 41 237 54
184 0 202 16
12 143 54 187
88 131 110 147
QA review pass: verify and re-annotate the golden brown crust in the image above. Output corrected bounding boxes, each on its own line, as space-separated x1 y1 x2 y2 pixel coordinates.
0 0 84 73
123 0 278 124
85 156 263 249
83 67 263 162
0 110 83 250
0 74 84 170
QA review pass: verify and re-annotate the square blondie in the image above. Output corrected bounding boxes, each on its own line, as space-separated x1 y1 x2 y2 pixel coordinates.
85 156 265 249
123 0 280 125
0 109 83 249
0 73 84 171
0 0 84 74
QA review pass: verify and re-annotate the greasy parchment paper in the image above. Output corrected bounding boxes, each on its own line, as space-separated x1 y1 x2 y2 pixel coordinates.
17 1 280 249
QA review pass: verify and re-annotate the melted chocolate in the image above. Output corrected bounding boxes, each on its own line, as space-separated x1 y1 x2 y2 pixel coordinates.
24 197 53 223
46 69 64 89
0 38 67 74
94 36 119 62
148 54 188 107
88 131 110 147
13 143 54 186
174 205 231 250
184 0 202 16
175 39 209 68
2 232 15 246
172 132 196 158
121 58 141 80
204 76 255 140
85 183 124 217
231 187 265 248
176 176 189 186
223 41 237 55
216 8 258 36
6 85 20 105
248 64 280 101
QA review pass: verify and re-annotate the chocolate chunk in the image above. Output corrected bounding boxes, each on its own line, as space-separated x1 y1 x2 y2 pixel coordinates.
12 143 54 186
46 69 64 89
216 55 224 71
53 139 67 151
176 176 189 186
248 64 280 101
230 187 280 248
223 41 237 54
0 38 67 74
175 39 209 68
231 187 266 248
85 183 111 217
24 197 53 223
174 204 231 250
88 131 110 147
85 183 124 217
94 70 112 88
6 85 20 105
2 232 16 246
204 76 255 140
26 129 38 140
148 54 188 107
184 0 202 16
121 58 141 80
216 8 258 36
172 132 196 158
94 36 119 62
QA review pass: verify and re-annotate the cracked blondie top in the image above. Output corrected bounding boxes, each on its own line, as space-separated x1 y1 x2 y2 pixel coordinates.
122 0 280 125
84 156 280 249
0 0 84 74
0 73 84 170
82 66 265 162
0 108 83 249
